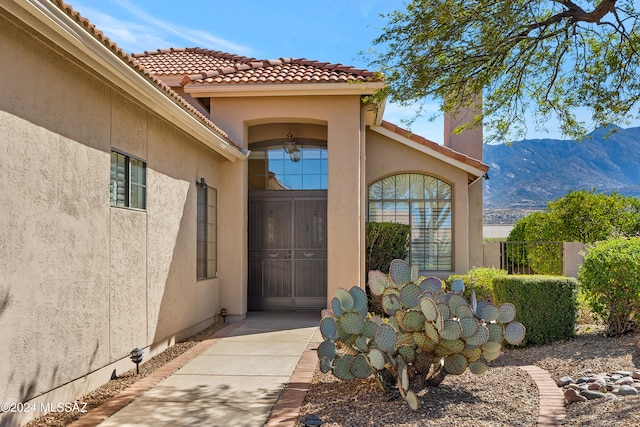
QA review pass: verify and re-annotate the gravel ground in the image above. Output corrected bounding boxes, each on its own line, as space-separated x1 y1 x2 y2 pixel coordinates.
300 325 640 427
23 321 640 427
24 321 225 427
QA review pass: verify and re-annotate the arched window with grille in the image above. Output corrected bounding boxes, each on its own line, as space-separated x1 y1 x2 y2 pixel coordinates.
368 173 452 271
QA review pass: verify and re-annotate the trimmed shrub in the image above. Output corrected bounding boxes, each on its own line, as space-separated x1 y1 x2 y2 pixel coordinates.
365 222 410 273
446 267 507 302
493 275 579 346
578 237 640 336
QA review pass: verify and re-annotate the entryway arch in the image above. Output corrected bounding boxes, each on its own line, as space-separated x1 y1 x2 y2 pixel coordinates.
247 122 328 310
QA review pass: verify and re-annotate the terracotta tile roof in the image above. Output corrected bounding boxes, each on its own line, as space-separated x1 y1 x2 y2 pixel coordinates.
131 48 382 86
47 0 242 152
379 121 489 172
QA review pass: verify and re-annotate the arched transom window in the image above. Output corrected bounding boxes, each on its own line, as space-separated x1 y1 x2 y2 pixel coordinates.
368 173 452 271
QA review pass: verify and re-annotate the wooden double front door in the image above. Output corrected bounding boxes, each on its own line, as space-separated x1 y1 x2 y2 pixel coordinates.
248 190 327 310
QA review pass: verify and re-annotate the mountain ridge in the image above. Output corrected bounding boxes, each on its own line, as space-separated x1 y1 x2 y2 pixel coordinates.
483 126 640 223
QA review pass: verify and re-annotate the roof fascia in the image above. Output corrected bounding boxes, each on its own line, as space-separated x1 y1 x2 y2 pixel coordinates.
3 0 246 162
184 82 386 98
370 124 487 177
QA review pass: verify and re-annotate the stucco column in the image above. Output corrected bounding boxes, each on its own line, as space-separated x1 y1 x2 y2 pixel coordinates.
218 158 248 320
326 116 362 307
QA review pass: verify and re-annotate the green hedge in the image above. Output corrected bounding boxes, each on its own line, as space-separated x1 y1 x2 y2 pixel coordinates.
365 222 410 273
578 237 640 336
493 275 579 346
446 267 507 302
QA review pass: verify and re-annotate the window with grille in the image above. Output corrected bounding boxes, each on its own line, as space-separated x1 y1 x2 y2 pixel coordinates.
110 150 146 210
368 174 452 271
197 184 217 279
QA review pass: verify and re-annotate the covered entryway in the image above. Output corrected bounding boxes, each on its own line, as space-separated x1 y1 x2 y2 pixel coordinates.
248 191 327 310
247 122 328 310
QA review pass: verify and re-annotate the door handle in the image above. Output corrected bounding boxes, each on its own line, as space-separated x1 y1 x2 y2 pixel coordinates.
303 252 315 258
287 250 292 259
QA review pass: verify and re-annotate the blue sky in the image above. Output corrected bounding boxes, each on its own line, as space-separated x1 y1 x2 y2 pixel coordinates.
71 0 572 143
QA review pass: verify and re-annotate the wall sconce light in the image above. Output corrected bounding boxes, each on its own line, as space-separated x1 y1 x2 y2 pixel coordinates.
199 177 208 188
283 125 301 162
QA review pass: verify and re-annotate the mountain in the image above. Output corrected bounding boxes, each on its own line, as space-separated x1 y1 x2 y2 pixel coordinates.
483 126 640 223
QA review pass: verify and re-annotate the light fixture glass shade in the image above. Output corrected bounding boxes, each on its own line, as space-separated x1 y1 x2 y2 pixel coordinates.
283 132 301 162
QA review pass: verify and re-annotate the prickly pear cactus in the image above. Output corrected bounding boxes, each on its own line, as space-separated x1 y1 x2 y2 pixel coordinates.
317 259 525 411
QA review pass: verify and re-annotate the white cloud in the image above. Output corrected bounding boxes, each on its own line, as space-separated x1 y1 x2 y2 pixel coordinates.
72 1 251 55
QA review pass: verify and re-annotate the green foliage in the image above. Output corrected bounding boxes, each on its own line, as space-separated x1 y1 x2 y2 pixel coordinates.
367 1 640 143
493 275 578 346
446 267 507 302
510 190 640 244
318 260 525 410
507 190 640 274
365 222 410 273
578 237 640 336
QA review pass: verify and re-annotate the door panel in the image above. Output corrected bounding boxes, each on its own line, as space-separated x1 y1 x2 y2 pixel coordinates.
248 191 327 310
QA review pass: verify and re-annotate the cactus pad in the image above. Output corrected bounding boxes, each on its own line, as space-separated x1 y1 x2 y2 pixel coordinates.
456 303 475 319
389 259 412 286
332 354 355 380
441 319 462 341
437 303 451 322
439 338 465 354
487 323 504 343
469 360 489 375
462 346 482 362
382 293 401 315
480 303 500 322
400 283 421 308
505 321 526 345
448 293 467 313
420 297 439 321
374 323 397 352
317 340 337 361
320 357 332 373
482 341 502 362
350 354 372 379
405 390 419 410
444 353 468 375
335 287 354 311
424 321 439 342
497 303 516 323
419 276 443 293
399 345 416 363
350 286 369 314
362 320 379 339
331 297 343 317
355 335 369 351
340 312 364 335
402 310 426 332
368 270 387 296
465 324 489 347
320 316 338 341
451 278 466 294
368 348 386 370
459 316 479 338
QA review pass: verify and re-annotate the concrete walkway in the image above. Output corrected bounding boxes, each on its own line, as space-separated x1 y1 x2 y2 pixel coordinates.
69 311 566 427
76 312 322 427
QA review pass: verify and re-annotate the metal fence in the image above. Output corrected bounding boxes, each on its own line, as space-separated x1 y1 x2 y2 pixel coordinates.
499 241 564 275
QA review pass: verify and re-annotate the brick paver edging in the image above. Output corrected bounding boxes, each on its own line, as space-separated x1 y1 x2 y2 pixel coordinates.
267 352 567 427
68 321 246 427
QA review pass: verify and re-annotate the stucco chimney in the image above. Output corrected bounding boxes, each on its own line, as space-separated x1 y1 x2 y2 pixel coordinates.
443 98 483 161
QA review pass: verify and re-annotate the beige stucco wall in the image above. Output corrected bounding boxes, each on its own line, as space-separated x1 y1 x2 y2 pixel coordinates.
365 128 474 276
0 12 224 424
209 95 364 310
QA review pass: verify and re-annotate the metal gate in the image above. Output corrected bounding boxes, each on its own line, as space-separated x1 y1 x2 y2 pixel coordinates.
248 190 327 310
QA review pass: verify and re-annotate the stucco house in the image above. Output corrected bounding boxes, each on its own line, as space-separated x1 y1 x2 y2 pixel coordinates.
0 0 487 424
